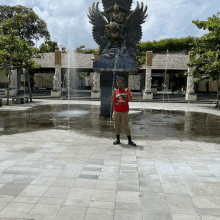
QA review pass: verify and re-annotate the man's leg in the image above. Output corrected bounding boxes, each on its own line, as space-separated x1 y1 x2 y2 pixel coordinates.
113 111 121 144
121 112 136 146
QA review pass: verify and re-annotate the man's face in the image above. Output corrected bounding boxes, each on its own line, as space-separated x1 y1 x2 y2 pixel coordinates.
117 80 124 89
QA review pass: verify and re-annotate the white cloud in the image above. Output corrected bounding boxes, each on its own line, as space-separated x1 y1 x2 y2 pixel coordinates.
1 0 220 50
33 6 49 20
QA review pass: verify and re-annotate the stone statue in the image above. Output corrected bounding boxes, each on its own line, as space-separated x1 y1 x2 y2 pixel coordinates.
93 72 100 92
85 77 89 86
87 0 148 59
188 74 195 93
53 70 59 91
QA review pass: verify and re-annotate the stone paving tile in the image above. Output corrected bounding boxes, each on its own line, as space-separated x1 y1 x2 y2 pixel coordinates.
37 197 65 205
114 210 143 220
63 198 90 207
50 176 77 187
54 206 87 220
66 188 94 200
184 183 213 196
171 214 201 220
95 180 118 190
42 186 71 198
101 165 120 173
0 181 31 196
84 208 114 220
19 185 49 197
191 196 220 208
13 196 40 204
204 182 220 196
165 194 195 211
0 202 10 212
73 178 97 188
116 191 141 204
98 172 119 181
0 202 35 218
89 201 115 209
115 202 141 211
30 176 57 186
143 212 173 220
162 183 188 194
118 182 140 191
141 192 170 213
91 189 116 202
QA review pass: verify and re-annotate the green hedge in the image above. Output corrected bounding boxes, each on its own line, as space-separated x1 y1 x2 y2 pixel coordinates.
77 36 198 67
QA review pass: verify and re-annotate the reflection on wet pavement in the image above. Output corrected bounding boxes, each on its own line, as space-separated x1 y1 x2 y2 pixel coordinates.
0 104 220 144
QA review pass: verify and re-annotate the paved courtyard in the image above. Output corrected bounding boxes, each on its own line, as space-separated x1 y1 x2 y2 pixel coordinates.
0 100 220 220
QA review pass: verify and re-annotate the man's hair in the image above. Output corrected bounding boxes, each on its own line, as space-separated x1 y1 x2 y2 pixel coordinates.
116 77 125 83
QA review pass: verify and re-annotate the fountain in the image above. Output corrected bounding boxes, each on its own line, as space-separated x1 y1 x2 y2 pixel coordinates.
88 0 148 117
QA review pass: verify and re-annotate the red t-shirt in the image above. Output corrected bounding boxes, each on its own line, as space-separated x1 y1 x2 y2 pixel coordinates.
113 89 133 112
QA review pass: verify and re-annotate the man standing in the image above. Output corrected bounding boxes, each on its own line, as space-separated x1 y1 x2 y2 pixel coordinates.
205 81 209 95
111 77 136 146
30 77 34 91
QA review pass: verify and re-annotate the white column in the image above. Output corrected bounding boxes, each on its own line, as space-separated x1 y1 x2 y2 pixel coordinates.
91 72 101 98
185 52 197 101
8 68 17 96
51 51 62 97
145 66 152 93
9 69 17 89
143 51 153 99
55 65 61 90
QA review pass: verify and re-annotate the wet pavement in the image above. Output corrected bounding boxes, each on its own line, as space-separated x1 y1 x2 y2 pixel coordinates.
0 100 220 220
0 103 220 144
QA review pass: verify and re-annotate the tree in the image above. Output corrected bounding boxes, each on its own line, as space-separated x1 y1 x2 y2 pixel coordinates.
39 40 59 52
39 40 67 53
186 11 220 108
0 5 50 46
0 15 41 104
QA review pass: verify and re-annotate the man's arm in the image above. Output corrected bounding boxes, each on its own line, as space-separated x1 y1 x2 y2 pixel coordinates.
126 89 132 102
111 89 116 103
111 93 114 103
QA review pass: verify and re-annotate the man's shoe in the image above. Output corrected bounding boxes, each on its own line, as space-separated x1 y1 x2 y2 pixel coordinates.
128 141 136 146
113 140 121 145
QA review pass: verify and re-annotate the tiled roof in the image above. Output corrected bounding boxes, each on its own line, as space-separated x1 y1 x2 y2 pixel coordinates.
139 53 189 70
32 52 95 69
32 53 55 68
32 52 189 70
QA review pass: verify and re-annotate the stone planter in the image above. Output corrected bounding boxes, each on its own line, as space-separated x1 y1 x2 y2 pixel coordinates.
51 90 61 97
176 90 184 94
91 91 101 98
5 89 17 96
151 88 157 94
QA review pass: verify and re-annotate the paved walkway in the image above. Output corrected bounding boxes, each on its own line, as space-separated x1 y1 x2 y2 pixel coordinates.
0 100 220 220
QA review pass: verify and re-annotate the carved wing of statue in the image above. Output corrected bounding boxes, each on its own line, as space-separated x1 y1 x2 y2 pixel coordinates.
124 2 148 48
87 2 110 53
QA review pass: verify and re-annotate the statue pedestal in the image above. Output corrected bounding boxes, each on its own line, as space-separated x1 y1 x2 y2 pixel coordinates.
91 91 101 98
143 92 153 99
5 89 17 96
185 93 197 101
51 90 61 97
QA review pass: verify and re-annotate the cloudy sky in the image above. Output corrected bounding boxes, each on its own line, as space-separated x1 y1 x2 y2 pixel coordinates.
1 0 219 50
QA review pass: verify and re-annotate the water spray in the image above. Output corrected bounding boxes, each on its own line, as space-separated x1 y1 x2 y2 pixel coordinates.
110 48 120 124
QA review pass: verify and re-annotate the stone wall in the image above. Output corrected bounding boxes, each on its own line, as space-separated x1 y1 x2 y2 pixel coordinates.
34 73 54 88
198 79 218 92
